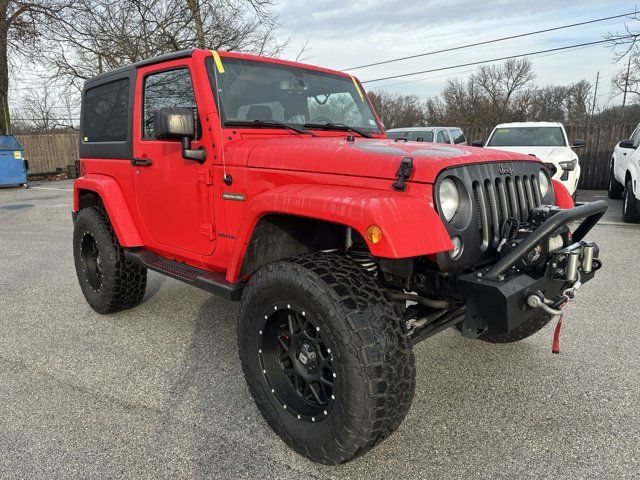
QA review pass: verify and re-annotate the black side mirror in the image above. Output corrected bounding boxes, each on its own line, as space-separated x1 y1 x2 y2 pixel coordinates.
471 139 484 147
571 139 586 149
619 139 635 149
154 107 206 163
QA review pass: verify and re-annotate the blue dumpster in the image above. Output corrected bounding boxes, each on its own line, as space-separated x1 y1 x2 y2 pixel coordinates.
0 135 28 187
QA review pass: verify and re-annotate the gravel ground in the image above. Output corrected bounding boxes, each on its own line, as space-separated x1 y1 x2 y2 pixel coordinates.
0 182 638 479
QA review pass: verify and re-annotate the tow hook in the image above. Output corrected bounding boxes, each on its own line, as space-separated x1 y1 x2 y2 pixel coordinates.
527 294 564 316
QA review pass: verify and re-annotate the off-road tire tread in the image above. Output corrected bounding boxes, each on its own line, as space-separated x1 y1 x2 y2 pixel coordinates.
479 309 553 343
623 180 640 223
238 252 415 464
608 163 624 199
73 206 147 313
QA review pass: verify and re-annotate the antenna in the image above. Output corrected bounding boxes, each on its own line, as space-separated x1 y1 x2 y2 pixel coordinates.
211 51 231 185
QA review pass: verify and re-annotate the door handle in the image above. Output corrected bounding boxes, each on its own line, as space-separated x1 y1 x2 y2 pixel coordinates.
131 157 153 166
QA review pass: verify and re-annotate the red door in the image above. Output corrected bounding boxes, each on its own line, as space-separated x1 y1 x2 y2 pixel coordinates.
132 60 216 256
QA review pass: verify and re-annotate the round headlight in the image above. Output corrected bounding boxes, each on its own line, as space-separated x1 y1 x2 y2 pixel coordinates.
439 178 460 222
539 170 550 197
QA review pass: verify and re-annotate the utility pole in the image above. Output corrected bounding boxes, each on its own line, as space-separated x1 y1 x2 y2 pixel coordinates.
590 71 599 117
621 56 632 124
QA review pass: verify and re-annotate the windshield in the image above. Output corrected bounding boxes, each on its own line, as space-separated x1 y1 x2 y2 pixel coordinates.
206 57 381 134
387 131 434 142
487 127 566 147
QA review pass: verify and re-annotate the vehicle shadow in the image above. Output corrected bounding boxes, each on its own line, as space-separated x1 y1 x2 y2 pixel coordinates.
142 271 167 303
149 292 548 478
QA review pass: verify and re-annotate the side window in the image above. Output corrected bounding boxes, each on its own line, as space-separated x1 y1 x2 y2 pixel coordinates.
83 78 130 142
632 126 640 148
143 68 198 139
436 130 450 144
452 129 466 144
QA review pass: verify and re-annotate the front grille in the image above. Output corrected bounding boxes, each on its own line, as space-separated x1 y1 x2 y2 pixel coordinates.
435 161 551 272
472 174 542 251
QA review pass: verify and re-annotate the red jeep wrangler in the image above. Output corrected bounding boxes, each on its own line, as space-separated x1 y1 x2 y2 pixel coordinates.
72 49 607 464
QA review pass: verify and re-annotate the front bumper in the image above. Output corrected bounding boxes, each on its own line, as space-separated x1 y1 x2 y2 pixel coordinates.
456 200 607 337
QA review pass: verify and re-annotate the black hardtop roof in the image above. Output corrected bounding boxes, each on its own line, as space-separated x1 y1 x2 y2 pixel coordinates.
84 49 195 88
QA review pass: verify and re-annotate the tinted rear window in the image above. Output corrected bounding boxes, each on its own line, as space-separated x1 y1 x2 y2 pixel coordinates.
387 131 434 142
82 78 130 142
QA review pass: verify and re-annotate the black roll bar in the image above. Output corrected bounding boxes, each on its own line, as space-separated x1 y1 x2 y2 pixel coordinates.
485 200 608 278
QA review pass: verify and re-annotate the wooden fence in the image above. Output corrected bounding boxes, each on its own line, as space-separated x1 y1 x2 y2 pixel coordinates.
16 124 639 189
17 133 79 175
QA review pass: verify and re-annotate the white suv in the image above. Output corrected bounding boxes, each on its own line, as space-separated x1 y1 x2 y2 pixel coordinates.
609 124 640 222
478 122 585 196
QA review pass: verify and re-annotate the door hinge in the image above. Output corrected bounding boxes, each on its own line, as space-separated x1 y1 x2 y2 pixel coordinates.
197 168 213 185
200 223 216 241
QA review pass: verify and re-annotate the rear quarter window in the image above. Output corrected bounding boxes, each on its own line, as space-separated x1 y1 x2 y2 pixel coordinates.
82 78 130 142
452 129 466 144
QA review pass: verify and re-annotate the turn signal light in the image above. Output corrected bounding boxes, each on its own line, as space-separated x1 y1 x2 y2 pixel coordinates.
365 225 383 244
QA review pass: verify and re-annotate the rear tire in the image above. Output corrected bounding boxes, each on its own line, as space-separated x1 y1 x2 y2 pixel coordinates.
238 252 415 464
623 179 640 223
477 310 554 343
73 206 147 314
608 163 624 199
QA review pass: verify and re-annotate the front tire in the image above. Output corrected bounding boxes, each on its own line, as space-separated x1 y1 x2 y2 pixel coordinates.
238 253 415 464
623 179 640 223
73 206 147 313
608 162 624 199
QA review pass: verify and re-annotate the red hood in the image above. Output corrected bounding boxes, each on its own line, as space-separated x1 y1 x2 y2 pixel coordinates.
227 136 540 183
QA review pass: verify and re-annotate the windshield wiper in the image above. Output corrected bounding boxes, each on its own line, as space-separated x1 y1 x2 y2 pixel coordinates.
303 122 372 138
225 120 314 136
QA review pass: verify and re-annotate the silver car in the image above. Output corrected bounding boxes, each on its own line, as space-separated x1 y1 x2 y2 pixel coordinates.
385 126 467 145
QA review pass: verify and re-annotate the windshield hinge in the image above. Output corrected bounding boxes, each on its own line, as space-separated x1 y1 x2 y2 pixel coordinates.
200 223 216 241
197 167 213 185
393 157 414 192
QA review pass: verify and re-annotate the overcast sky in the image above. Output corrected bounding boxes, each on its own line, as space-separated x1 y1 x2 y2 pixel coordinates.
275 0 636 108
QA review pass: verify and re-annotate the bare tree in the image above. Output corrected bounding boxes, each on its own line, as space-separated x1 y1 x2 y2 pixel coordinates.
605 12 640 106
0 0 69 134
43 0 288 92
610 56 640 101
368 90 428 129
12 80 78 133
565 80 592 123
472 58 535 124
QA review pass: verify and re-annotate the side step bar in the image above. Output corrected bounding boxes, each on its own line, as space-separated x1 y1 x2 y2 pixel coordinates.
124 248 244 301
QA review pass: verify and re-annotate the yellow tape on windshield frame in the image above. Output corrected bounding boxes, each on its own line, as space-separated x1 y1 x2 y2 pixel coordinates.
211 50 225 73
350 75 365 101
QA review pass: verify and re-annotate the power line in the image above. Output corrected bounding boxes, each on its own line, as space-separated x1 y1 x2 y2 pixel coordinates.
361 37 633 84
342 10 637 71
374 42 600 89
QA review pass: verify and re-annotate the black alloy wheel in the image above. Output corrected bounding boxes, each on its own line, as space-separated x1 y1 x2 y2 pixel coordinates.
259 303 335 422
80 232 103 291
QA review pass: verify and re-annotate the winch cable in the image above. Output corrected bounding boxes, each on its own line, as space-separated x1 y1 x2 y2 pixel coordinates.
497 218 520 252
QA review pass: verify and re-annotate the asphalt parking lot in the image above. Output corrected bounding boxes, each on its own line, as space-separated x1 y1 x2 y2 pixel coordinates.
0 181 638 479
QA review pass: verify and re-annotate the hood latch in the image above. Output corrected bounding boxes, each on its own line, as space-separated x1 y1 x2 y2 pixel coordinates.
393 156 414 192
